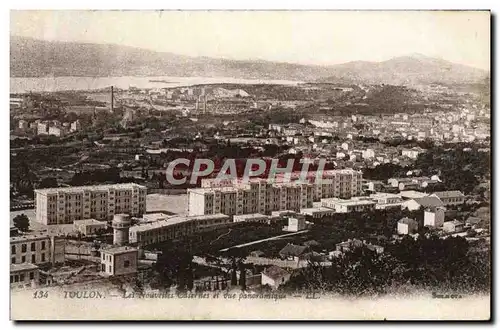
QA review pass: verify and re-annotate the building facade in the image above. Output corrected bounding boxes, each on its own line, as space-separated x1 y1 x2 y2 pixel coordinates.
10 263 39 289
10 235 65 266
430 191 466 206
200 169 363 202
424 208 446 228
100 246 138 276
73 219 108 236
34 183 147 225
397 218 419 235
188 181 315 216
320 197 376 213
129 214 231 246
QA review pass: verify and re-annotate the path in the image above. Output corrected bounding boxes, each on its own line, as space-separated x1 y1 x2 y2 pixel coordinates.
209 228 233 245
219 230 309 252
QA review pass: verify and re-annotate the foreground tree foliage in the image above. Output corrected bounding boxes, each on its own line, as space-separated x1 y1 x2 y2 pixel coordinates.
283 235 490 296
13 213 30 232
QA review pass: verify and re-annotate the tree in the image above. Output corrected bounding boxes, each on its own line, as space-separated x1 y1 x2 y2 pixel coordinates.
38 177 58 189
238 261 247 291
13 214 30 232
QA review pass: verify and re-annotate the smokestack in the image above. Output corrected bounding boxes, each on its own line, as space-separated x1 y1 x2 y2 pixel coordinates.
111 86 114 113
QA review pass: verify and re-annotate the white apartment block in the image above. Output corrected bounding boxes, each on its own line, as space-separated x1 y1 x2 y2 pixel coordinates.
129 214 231 246
10 235 65 265
188 181 314 216
34 183 147 225
321 197 376 213
200 169 363 201
311 169 363 200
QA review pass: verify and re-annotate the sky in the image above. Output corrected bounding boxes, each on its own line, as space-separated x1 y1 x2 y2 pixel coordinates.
10 10 491 70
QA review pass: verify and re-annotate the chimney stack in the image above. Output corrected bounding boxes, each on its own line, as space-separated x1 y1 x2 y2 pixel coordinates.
110 86 114 113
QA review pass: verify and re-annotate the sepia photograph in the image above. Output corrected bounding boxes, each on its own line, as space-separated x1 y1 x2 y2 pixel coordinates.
8 9 491 320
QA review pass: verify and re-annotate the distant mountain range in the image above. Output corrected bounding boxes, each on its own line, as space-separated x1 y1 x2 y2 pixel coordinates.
10 36 489 85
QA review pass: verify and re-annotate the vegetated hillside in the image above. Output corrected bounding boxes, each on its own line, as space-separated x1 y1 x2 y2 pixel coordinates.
316 53 489 86
10 36 331 80
307 84 427 115
11 36 489 86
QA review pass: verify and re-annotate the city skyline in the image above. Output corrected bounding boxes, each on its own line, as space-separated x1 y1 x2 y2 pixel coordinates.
10 10 490 70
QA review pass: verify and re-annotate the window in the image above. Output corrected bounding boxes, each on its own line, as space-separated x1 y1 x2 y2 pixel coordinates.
11 257 16 264
10 276 13 284
21 244 27 253
101 264 105 272
20 274 25 282
124 260 130 268
31 242 36 251
41 241 46 250
41 253 45 262
21 256 26 263
11 245 16 254
32 255 36 263
14 275 19 283
108 265 112 273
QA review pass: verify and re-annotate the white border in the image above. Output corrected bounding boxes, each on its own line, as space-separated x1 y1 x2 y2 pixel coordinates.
2 1 497 328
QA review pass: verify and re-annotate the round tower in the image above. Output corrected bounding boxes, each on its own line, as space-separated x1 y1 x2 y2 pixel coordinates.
112 214 131 246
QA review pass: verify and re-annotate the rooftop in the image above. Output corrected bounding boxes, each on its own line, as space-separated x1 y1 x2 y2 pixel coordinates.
300 207 336 213
337 239 364 248
130 214 229 233
414 196 445 208
35 183 146 194
279 243 309 257
233 213 269 220
73 219 107 225
399 190 428 199
142 213 170 222
262 265 290 280
445 220 464 226
188 186 241 194
431 190 465 199
322 198 376 206
399 217 417 225
370 193 402 199
11 263 39 272
101 246 138 255
10 234 50 243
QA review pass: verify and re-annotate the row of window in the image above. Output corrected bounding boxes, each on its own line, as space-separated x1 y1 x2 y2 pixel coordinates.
12 253 46 264
11 241 46 254
10 272 35 283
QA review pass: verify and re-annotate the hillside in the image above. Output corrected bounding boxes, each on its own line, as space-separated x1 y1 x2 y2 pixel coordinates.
10 36 331 80
317 54 489 85
11 36 489 85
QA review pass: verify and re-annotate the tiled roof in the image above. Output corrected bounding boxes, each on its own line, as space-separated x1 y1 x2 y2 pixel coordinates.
279 243 308 257
432 191 465 199
262 265 289 280
415 196 445 208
